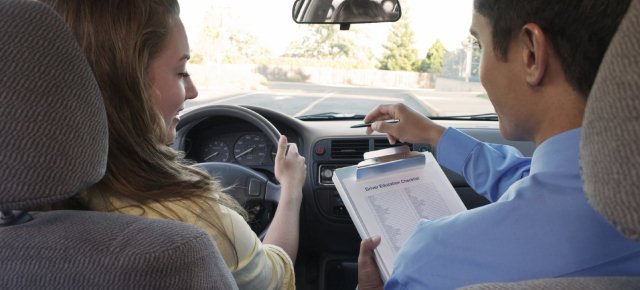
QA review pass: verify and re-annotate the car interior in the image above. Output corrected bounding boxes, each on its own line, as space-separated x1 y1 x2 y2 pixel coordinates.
1 0 639 289
0 0 235 288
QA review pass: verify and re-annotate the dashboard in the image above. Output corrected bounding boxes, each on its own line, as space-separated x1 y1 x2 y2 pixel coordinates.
178 113 301 179
173 105 536 290
189 129 275 166
198 132 271 165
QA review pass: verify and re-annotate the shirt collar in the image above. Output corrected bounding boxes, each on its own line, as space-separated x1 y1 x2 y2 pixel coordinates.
530 128 582 174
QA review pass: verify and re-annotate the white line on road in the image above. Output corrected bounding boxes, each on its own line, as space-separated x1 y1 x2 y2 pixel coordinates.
330 94 403 102
293 93 335 117
210 93 259 104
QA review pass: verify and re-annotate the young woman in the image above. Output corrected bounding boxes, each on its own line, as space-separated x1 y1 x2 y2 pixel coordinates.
39 0 306 289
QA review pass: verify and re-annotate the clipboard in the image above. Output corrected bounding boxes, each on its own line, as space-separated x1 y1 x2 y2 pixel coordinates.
356 145 425 179
332 145 466 282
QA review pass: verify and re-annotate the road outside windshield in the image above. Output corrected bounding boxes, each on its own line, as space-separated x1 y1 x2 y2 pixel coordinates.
179 0 492 118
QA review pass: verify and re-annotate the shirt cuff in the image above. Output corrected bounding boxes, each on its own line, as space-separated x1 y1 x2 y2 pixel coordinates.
436 127 482 174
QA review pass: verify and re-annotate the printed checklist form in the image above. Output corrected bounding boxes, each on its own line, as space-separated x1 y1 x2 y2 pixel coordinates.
333 149 466 281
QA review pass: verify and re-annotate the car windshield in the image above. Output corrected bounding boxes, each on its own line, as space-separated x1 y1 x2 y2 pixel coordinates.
179 0 492 119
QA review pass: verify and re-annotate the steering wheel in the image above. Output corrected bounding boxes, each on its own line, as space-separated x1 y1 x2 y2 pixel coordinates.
177 105 282 239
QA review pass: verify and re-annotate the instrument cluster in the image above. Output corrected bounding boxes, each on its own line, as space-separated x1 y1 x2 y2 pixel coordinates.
197 132 276 166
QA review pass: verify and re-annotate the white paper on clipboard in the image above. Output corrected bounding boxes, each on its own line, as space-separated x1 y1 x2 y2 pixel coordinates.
332 145 466 281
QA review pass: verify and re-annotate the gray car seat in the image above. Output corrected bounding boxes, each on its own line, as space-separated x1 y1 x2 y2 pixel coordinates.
461 0 640 289
0 0 237 288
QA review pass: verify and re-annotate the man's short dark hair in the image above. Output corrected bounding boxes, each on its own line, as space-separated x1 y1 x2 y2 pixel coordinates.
334 0 387 22
474 0 631 98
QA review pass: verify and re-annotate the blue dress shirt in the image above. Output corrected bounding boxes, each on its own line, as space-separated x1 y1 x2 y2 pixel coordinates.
385 128 640 289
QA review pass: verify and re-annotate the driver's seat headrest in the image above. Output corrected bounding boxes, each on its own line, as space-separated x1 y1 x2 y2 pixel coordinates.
0 0 108 211
581 0 640 243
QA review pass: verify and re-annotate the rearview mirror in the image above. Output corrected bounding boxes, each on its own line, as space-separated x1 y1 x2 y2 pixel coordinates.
292 0 401 25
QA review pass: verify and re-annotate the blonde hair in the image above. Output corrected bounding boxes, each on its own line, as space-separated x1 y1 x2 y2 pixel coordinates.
39 0 246 263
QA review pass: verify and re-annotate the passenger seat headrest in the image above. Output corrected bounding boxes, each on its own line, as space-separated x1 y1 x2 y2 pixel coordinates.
581 0 640 242
0 0 108 211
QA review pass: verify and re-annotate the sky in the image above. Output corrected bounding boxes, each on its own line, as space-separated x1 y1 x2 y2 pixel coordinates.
179 0 474 57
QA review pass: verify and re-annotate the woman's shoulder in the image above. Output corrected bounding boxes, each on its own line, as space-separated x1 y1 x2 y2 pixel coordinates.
79 187 216 220
78 188 147 216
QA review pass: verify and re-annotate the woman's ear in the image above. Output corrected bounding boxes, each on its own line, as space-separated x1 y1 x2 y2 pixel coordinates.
519 23 548 86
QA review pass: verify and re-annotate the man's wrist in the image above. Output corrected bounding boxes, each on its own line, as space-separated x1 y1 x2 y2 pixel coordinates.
427 125 446 145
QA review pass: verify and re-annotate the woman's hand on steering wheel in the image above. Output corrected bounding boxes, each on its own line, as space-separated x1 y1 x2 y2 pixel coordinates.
274 135 306 203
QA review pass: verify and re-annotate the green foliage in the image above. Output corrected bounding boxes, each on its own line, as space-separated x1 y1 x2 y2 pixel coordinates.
467 36 481 77
224 32 272 64
442 49 466 78
193 7 222 64
282 25 375 68
193 5 272 64
441 35 481 81
284 25 351 59
189 52 204 65
417 39 446 73
377 16 418 71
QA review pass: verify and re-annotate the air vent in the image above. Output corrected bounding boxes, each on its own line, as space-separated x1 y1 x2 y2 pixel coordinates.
331 139 369 159
373 139 410 151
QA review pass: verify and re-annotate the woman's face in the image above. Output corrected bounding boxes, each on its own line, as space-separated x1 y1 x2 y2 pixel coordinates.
148 18 198 144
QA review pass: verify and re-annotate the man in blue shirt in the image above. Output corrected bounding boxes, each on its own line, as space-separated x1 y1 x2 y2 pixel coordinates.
357 0 640 289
